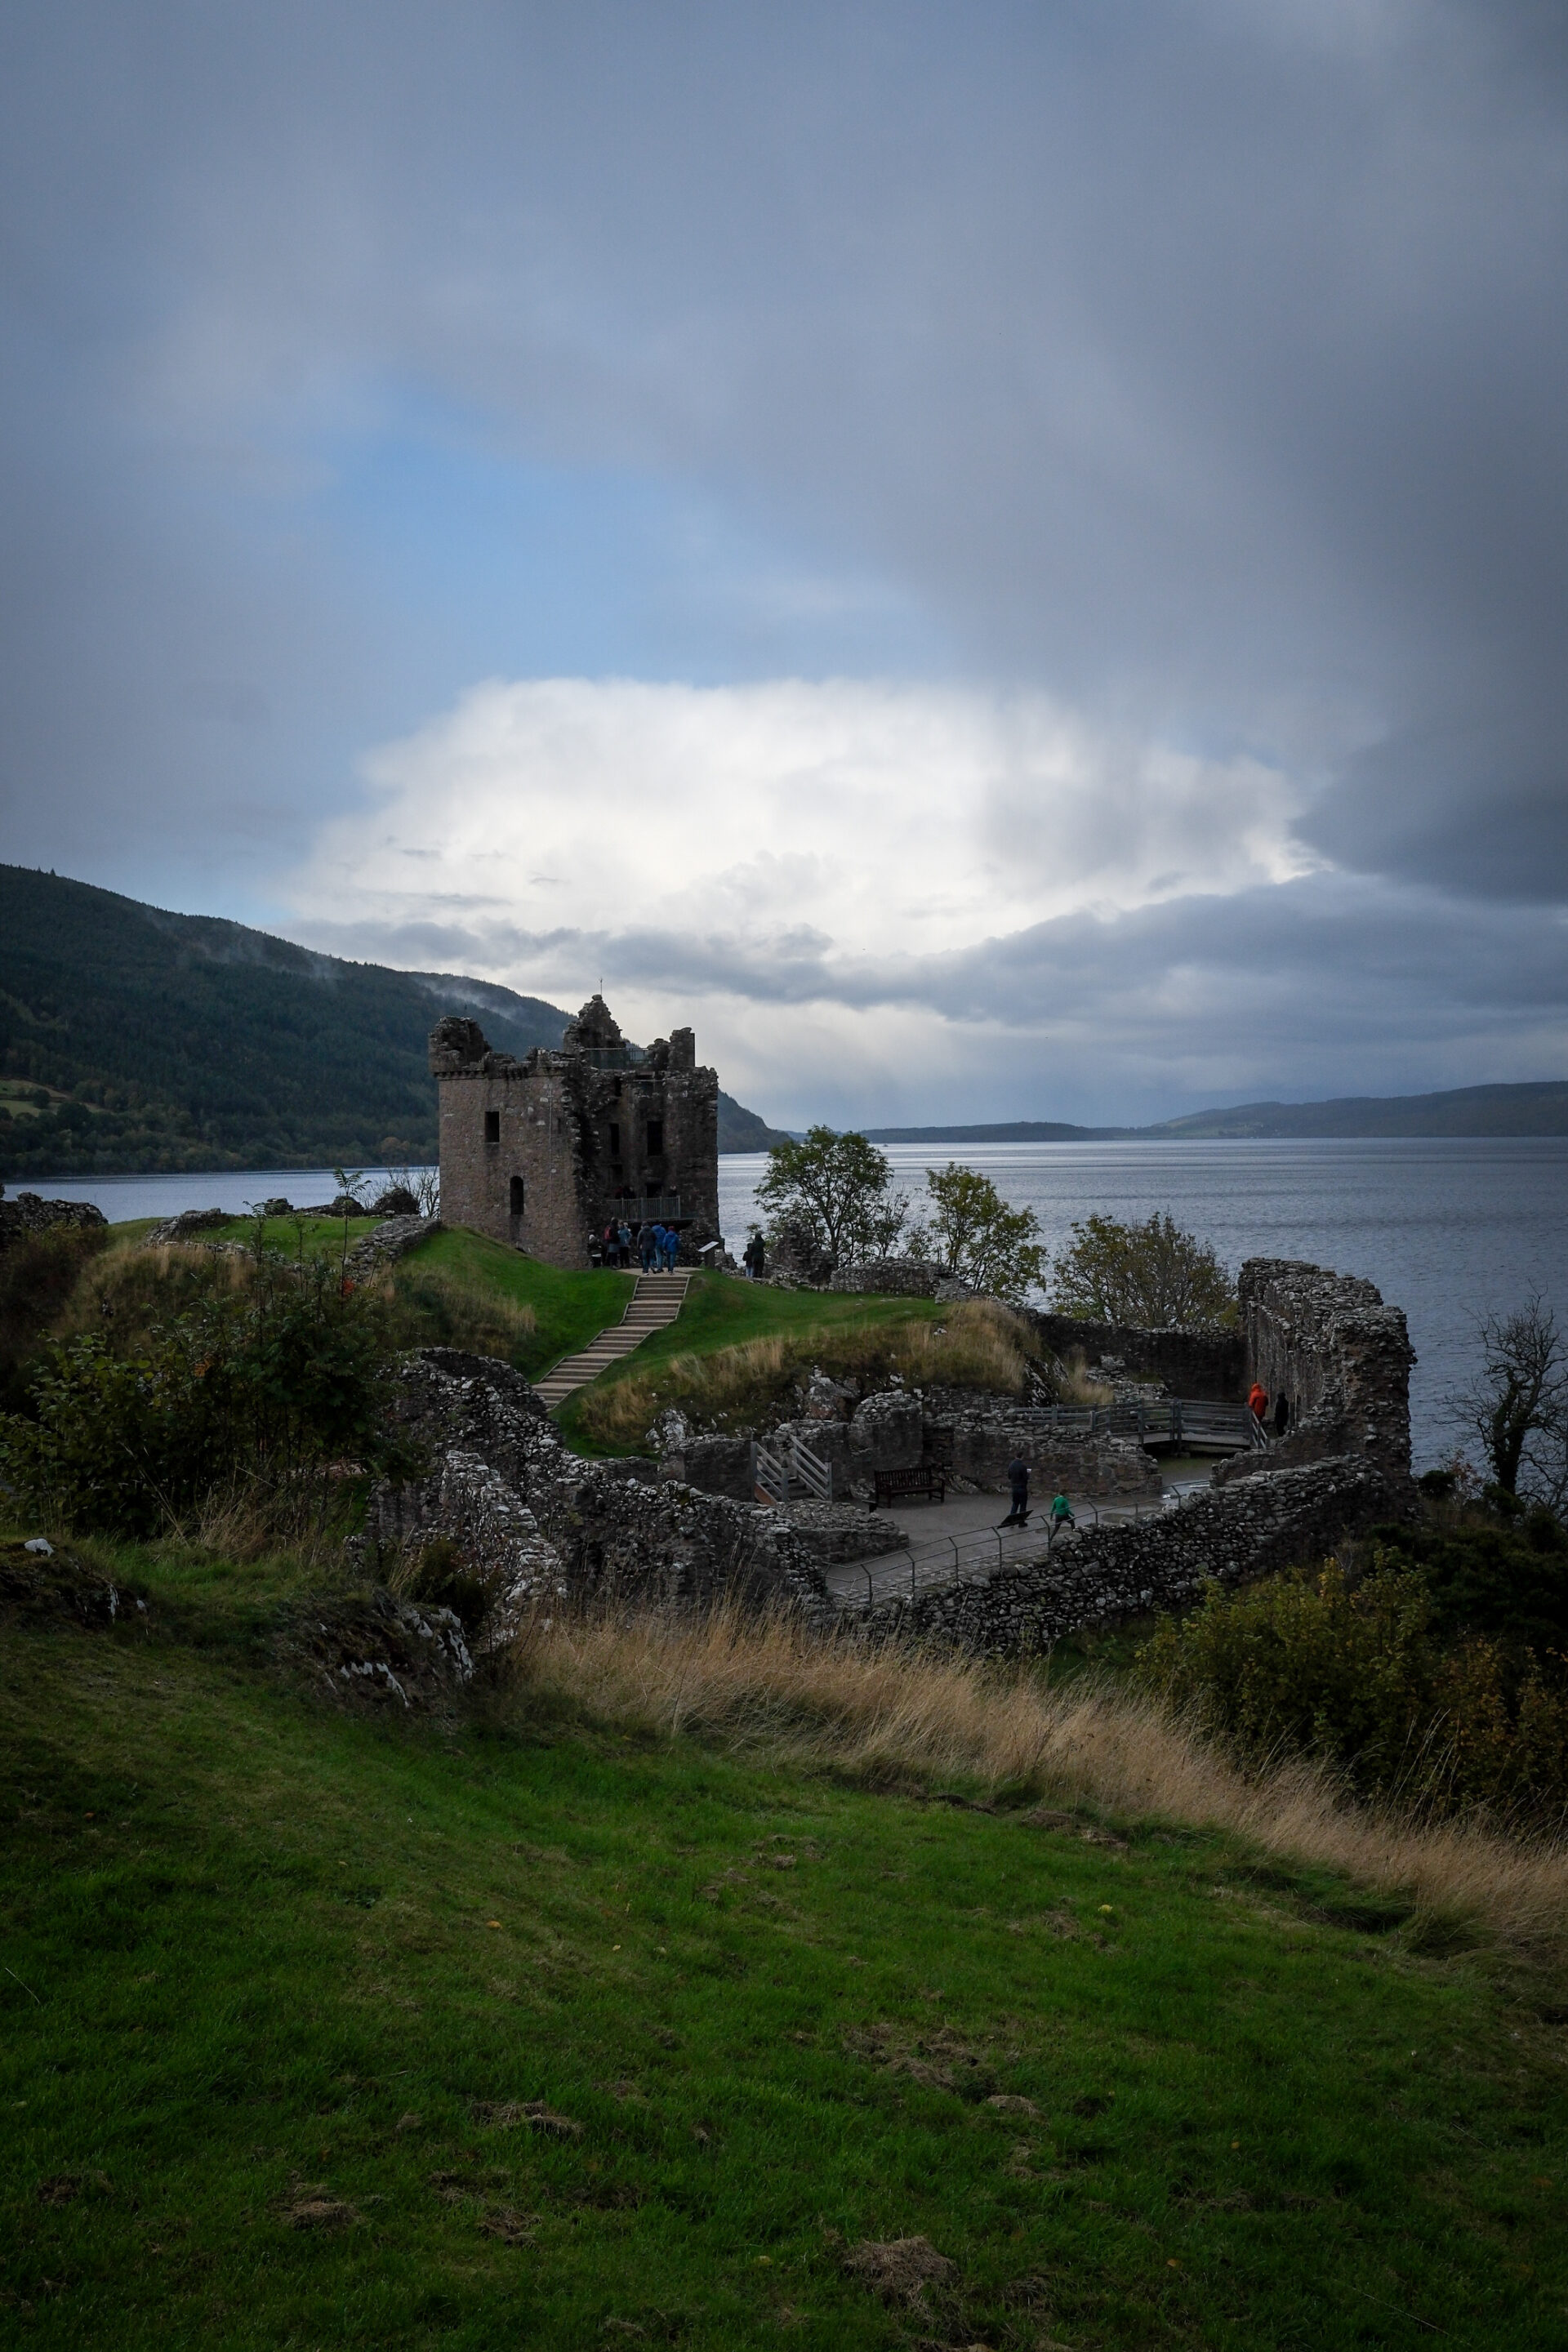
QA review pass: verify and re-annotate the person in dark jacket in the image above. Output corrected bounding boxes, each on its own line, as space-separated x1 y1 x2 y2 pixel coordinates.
1273 1392 1291 1437
1000 1455 1031 1527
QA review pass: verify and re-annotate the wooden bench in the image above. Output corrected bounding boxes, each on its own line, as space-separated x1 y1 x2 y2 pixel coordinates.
874 1464 946 1509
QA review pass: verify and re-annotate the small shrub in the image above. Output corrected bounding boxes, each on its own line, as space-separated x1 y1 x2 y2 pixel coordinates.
0 1249 408 1540
1135 1555 1568 1821
0 1226 110 1413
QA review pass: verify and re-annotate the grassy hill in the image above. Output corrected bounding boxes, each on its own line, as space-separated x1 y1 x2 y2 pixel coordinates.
3 1544 1566 2349
0 869 786 1179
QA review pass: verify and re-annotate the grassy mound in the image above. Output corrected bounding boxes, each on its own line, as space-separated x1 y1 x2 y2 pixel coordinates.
3 1543 1567 2347
570 1298 1040 1451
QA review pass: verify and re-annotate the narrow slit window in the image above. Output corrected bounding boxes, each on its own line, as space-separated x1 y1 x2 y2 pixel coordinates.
484 1109 501 1144
646 1119 663 1156
608 1122 621 1156
509 1175 524 1218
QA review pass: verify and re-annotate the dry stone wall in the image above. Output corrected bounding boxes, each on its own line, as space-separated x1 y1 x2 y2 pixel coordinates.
0 1190 107 1253
364 1349 825 1629
1026 1311 1245 1402
871 1454 1410 1656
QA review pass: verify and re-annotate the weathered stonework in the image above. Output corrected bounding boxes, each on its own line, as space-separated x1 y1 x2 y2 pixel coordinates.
1218 1258 1415 1481
430 993 720 1267
0 1190 107 1254
364 1349 824 1623
870 1454 1411 1655
828 1256 944 1298
1025 1311 1245 1402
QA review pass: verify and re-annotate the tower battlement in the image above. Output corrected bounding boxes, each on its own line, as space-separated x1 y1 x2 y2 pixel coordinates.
429 997 720 1265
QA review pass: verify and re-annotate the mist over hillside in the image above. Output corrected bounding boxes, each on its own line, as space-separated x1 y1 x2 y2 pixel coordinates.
0 868 783 1175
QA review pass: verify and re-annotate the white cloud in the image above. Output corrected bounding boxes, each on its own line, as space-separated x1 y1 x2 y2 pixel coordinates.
288 673 1314 1025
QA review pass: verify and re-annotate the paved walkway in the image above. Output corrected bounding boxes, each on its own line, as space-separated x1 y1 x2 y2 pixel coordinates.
821 1469 1215 1610
532 1272 692 1410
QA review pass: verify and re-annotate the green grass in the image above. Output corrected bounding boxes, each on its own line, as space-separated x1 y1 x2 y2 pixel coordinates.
555 1272 938 1451
410 1230 634 1381
4 1564 1567 2350
201 1213 386 1263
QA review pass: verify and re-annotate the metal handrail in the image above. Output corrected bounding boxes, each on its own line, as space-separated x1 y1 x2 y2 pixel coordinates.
852 1482 1198 1610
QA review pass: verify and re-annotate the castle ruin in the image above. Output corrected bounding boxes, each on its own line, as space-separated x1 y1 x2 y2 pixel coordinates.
429 995 721 1267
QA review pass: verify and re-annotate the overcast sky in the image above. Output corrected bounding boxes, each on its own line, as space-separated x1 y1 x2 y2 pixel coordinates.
2 1 1566 1124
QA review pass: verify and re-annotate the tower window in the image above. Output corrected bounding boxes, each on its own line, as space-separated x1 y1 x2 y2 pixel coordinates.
484 1109 501 1144
646 1119 663 1156
608 1121 621 1156
509 1175 524 1218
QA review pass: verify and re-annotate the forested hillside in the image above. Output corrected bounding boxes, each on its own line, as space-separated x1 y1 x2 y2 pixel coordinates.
0 868 787 1177
0 867 569 1176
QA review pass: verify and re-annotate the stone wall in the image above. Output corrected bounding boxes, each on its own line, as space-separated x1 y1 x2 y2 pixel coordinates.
1220 1258 1415 1479
364 1349 824 1636
0 1190 108 1254
660 1383 1158 1507
1026 1311 1245 1401
828 1256 943 1297
870 1454 1410 1656
922 1390 1160 1499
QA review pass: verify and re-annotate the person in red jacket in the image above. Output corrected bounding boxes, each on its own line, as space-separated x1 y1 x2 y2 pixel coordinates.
1248 1380 1269 1424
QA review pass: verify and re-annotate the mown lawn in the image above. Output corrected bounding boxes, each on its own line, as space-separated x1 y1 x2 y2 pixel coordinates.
3 1572 1567 2350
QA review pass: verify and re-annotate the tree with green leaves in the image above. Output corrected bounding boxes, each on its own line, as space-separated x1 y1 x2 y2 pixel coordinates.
1052 1211 1234 1328
755 1127 905 1269
924 1164 1047 1304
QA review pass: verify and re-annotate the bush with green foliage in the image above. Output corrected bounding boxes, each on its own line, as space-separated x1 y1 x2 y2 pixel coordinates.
1053 1210 1235 1328
0 1247 407 1539
0 1224 109 1414
1136 1524 1568 1819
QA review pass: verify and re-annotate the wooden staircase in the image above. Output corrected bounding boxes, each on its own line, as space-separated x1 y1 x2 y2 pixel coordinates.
532 1272 693 1410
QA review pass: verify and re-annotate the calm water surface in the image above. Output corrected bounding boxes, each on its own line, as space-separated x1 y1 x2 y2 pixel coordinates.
722 1138 1568 1468
20 1143 1567 1468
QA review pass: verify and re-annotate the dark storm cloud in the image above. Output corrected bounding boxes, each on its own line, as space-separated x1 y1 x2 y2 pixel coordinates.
2 1 1566 1085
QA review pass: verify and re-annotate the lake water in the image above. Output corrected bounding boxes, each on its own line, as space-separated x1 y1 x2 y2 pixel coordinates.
722 1138 1568 1470
17 1142 1566 1469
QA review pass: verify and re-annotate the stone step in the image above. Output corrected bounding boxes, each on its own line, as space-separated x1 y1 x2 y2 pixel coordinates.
534 1271 694 1408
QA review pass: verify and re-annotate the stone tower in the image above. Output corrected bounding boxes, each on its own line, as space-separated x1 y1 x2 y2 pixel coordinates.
429 996 722 1267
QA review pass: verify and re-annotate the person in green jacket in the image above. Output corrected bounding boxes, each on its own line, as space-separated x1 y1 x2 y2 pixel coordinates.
1049 1490 1076 1536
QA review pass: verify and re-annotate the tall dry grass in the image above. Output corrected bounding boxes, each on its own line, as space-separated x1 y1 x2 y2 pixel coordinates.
382 1261 537 1361
510 1603 1568 1949
577 1299 1037 1447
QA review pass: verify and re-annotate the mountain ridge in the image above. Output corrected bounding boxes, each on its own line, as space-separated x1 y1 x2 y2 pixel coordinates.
0 866 786 1174
866 1080 1568 1145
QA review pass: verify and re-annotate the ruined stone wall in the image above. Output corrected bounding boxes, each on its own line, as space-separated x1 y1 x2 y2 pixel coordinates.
828 1257 943 1297
1025 1311 1245 1401
0 1191 108 1254
921 1392 1161 1499
1223 1258 1415 1477
870 1454 1409 1656
365 1350 823 1624
661 1385 1157 1506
